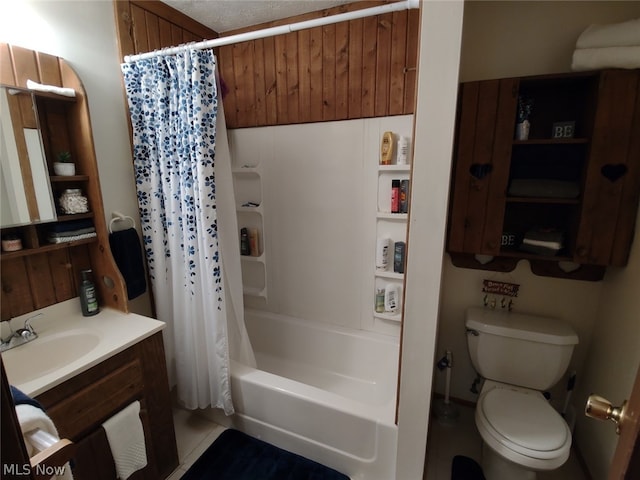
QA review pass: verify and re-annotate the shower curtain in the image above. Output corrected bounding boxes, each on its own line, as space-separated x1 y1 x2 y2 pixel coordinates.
121 48 255 414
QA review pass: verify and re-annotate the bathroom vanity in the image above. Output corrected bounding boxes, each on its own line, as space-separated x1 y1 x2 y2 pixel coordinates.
2 301 178 479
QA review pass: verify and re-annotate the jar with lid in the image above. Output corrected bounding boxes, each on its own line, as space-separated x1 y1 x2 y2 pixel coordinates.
59 188 89 214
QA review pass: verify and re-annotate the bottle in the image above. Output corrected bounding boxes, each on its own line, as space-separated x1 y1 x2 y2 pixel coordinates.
249 228 259 256
394 241 406 273
240 228 250 255
396 136 409 165
80 269 99 316
391 180 400 213
380 131 394 165
376 237 390 270
400 179 410 213
384 284 400 313
375 289 385 313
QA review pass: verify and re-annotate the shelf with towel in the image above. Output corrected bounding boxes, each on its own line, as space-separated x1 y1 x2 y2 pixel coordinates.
447 69 640 279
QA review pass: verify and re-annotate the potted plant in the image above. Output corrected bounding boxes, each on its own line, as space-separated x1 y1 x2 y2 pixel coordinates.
53 151 76 176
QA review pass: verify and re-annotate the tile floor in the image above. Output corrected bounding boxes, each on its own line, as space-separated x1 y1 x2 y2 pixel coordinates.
167 407 226 480
424 403 587 480
168 404 587 480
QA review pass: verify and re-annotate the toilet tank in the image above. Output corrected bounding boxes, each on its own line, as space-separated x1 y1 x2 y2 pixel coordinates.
465 307 578 391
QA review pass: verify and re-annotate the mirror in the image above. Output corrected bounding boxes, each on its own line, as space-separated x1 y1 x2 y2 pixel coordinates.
0 86 56 227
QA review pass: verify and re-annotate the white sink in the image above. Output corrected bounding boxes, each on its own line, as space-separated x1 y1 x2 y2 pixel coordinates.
2 330 101 384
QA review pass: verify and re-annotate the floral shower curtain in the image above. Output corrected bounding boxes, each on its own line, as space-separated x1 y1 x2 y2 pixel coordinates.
121 49 254 414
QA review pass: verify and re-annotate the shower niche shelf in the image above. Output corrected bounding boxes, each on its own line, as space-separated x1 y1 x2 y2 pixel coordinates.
374 162 409 326
233 163 267 299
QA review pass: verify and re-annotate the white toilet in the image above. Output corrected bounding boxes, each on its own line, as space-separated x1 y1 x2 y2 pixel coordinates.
465 307 579 480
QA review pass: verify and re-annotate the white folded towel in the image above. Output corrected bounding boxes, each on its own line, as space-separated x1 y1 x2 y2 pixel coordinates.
102 401 148 480
26 79 76 98
15 404 74 480
571 46 640 71
576 18 640 49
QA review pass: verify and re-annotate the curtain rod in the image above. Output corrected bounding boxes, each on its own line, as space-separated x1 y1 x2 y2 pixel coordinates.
124 0 420 63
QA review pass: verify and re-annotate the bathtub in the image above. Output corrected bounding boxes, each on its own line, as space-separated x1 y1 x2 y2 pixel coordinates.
204 309 400 480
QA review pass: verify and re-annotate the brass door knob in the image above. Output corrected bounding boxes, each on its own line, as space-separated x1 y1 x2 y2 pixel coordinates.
585 394 627 434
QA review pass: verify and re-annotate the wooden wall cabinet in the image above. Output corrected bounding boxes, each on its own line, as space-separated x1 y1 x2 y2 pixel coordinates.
447 69 640 280
1 43 128 318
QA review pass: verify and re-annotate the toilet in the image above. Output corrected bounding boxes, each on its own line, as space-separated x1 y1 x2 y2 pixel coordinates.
465 307 579 480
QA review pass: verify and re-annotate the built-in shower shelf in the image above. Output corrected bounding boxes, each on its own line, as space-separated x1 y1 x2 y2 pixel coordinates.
241 253 265 264
373 312 402 323
376 212 408 221
234 162 267 301
375 271 403 280
243 286 267 298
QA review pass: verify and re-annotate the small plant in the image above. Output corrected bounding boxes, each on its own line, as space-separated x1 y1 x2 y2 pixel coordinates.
56 151 72 163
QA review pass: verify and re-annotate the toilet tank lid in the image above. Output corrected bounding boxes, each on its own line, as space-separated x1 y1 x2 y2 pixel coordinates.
465 307 579 345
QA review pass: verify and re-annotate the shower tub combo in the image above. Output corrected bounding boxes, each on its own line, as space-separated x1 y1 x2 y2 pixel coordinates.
205 309 400 480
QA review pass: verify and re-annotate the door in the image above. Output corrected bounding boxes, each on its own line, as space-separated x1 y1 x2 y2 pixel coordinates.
586 362 640 479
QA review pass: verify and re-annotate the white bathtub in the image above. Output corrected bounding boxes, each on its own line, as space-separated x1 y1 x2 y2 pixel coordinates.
204 309 400 480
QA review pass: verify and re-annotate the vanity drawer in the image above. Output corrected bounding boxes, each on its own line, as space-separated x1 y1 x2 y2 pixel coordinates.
45 359 144 440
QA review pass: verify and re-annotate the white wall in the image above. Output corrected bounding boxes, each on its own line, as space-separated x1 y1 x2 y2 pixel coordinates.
435 1 640 478
0 0 152 316
229 115 412 336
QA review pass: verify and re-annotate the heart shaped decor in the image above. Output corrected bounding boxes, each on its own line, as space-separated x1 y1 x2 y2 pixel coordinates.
469 163 492 180
601 164 628 182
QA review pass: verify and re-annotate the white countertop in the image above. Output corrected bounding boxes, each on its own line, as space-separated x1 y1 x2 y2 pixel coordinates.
1 299 165 397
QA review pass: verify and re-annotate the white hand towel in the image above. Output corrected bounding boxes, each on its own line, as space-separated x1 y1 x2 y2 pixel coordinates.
571 46 640 71
26 79 76 97
576 18 640 49
102 401 148 480
15 404 74 480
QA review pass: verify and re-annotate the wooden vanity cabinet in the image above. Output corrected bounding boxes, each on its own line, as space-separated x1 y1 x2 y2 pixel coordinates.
35 333 178 479
447 69 640 278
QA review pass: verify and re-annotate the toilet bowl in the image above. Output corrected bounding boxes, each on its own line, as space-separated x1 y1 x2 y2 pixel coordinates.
464 307 579 480
475 381 571 478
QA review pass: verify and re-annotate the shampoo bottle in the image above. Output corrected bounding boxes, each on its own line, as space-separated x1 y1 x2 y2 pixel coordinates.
376 237 390 270
380 131 394 165
384 284 400 313
394 241 406 273
240 228 250 255
396 136 410 165
391 180 400 213
80 269 99 317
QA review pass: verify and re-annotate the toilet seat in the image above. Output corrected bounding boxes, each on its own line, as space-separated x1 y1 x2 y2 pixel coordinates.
476 385 572 470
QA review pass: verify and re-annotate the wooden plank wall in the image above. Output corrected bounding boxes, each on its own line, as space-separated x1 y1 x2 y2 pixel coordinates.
218 1 419 128
113 0 219 60
113 0 418 129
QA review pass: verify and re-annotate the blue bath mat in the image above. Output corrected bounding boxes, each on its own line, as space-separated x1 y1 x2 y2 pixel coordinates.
181 429 350 479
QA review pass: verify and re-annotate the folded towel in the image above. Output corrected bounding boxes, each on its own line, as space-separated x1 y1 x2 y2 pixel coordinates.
48 219 95 233
47 231 97 244
11 385 44 410
48 227 96 238
15 404 73 479
576 18 640 49
102 401 148 480
109 228 147 300
572 46 640 71
26 79 76 98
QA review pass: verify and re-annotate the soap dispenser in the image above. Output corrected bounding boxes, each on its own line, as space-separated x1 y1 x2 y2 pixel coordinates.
80 269 100 316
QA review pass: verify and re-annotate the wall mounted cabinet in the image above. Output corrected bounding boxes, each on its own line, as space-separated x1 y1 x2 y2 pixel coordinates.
1 43 128 317
447 69 640 280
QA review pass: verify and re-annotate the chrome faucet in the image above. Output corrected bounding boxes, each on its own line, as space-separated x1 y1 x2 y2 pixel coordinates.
0 313 41 352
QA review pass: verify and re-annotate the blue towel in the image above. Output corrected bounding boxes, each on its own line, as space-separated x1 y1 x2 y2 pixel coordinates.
10 386 43 411
109 228 147 300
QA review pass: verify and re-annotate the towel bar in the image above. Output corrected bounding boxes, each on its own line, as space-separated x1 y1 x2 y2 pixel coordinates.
109 211 136 233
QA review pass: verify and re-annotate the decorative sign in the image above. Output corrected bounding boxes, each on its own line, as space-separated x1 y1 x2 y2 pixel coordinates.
482 279 520 297
552 121 575 139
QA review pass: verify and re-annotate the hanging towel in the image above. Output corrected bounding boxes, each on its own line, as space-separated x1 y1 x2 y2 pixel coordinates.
15 402 74 479
109 228 147 300
102 401 148 480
